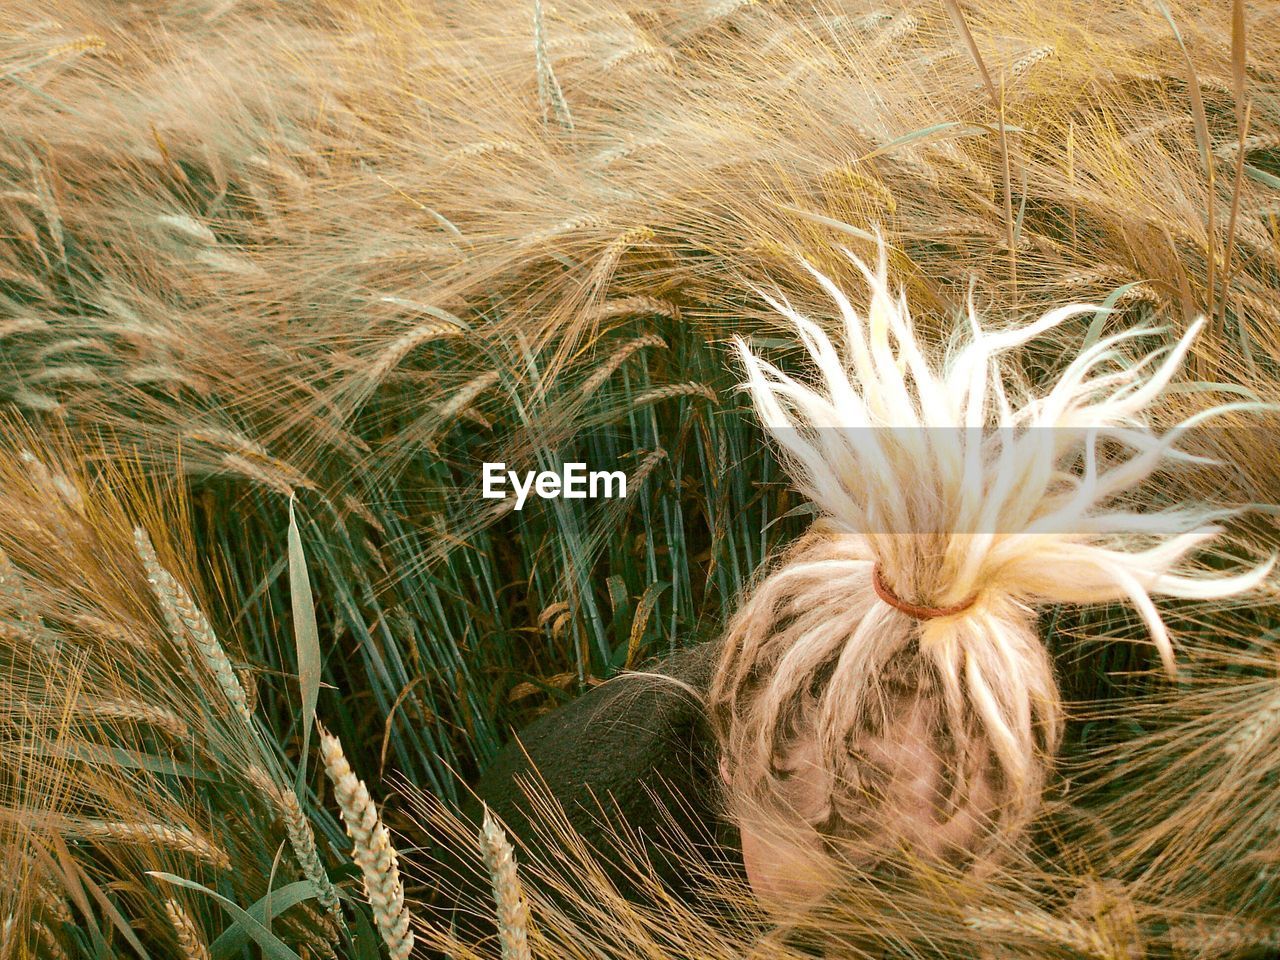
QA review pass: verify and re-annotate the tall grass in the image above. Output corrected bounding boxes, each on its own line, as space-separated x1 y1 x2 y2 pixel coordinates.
2 0 1279 956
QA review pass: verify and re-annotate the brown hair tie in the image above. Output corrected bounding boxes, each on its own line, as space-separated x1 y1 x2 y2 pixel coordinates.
872 563 978 620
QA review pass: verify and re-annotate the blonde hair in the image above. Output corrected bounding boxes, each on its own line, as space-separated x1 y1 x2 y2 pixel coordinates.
708 241 1273 869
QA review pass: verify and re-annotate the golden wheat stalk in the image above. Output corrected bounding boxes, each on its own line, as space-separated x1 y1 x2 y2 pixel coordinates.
366 321 466 385
131 529 194 658
319 728 413 960
32 879 73 928
436 371 500 423
0 546 37 628
31 919 70 960
479 808 534 960
245 765 343 921
164 899 212 960
65 610 152 651
19 449 84 516
70 819 230 869
289 902 342 957
965 906 1109 957
627 381 718 406
1223 687 1280 759
133 527 253 724
0 556 57 649
79 697 189 740
1214 131 1280 159
533 0 573 131
1169 917 1280 957
578 334 667 399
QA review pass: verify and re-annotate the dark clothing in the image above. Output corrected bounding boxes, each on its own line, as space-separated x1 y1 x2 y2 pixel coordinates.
424 641 746 951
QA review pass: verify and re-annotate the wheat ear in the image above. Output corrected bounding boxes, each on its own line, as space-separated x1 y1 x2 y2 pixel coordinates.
164 899 212 960
71 819 230 868
32 920 70 960
0 546 40 635
319 728 413 960
533 0 573 131
1224 688 1280 760
479 808 533 960
80 697 189 740
965 907 1108 956
245 765 343 922
133 527 252 724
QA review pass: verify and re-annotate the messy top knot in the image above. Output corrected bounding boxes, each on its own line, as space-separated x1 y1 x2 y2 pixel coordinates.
708 241 1273 874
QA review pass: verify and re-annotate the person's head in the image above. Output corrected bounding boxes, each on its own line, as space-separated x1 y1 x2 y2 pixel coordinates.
710 526 1046 912
707 240 1272 912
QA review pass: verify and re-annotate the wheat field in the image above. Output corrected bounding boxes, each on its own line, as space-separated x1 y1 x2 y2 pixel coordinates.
2 0 1280 956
